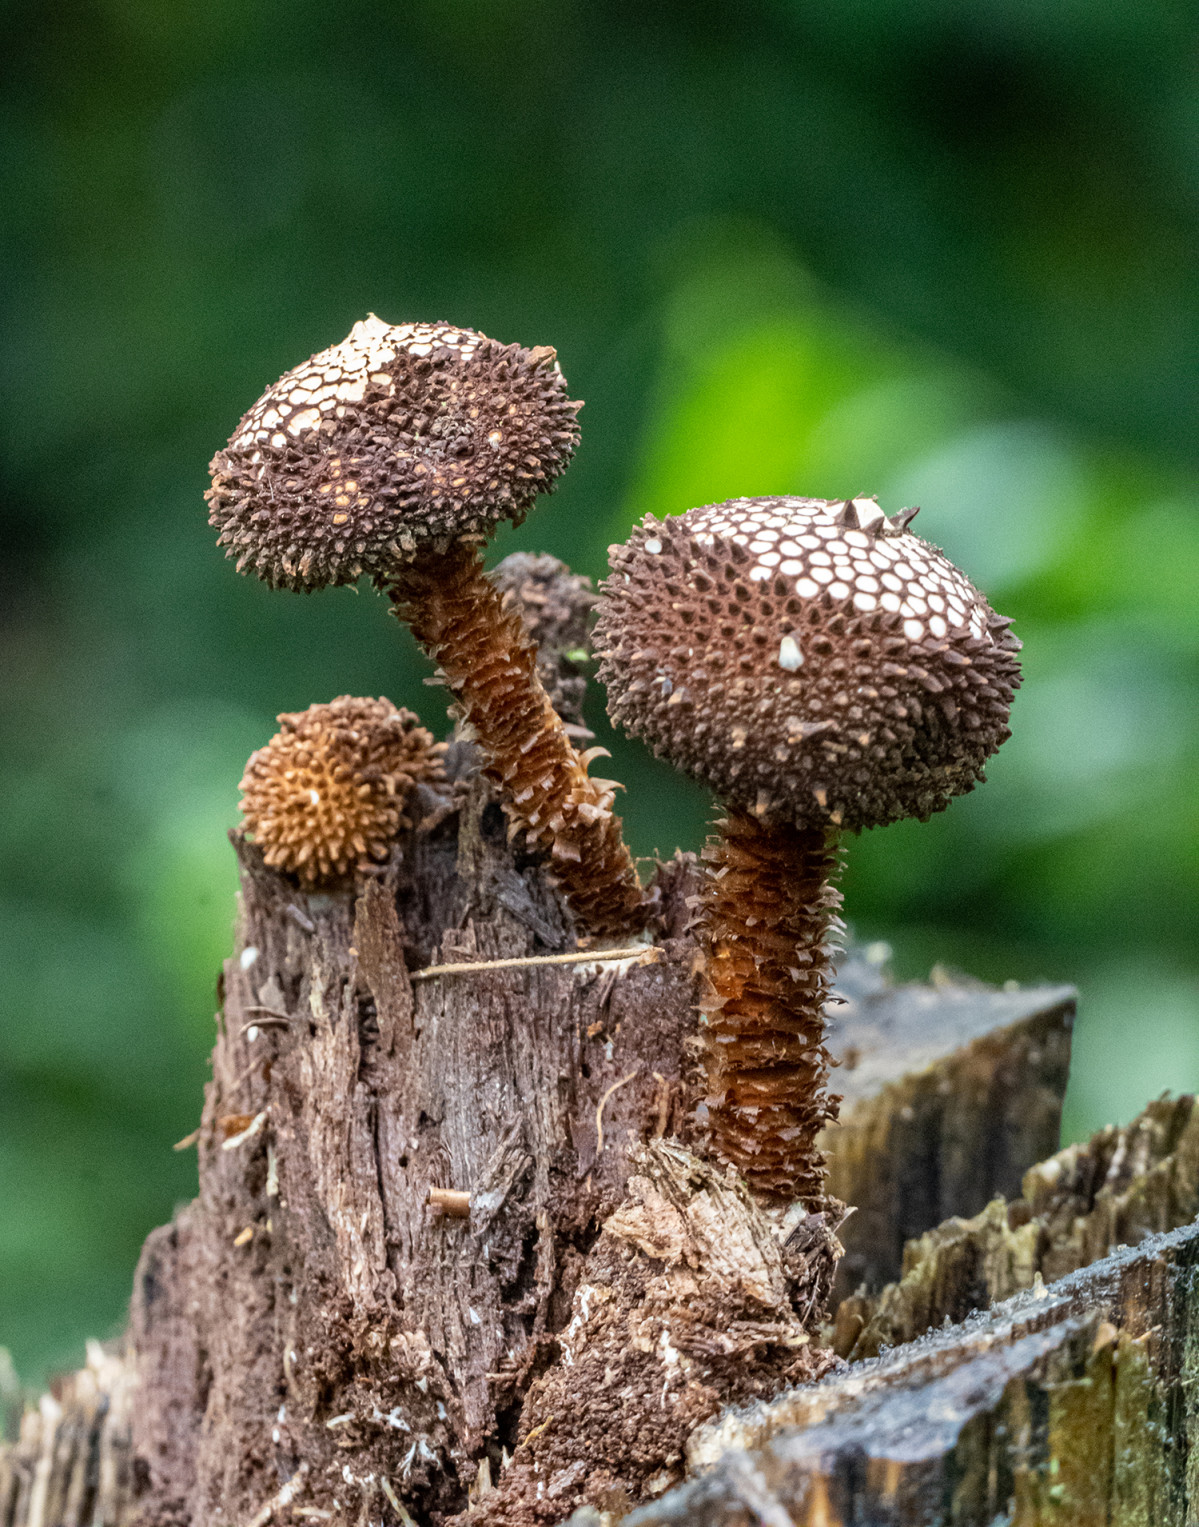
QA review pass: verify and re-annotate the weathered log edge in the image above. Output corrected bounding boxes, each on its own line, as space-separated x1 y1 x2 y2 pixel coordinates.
621 1215 1199 1526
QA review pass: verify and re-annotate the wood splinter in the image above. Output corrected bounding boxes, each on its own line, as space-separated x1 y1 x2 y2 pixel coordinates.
411 945 661 981
427 1187 472 1218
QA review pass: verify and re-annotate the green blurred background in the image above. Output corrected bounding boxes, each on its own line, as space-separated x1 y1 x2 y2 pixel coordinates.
2 0 1197 1386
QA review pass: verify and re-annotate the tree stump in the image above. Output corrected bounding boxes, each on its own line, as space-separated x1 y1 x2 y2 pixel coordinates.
628 1214 1199 1527
0 758 1080 1527
0 558 1087 1526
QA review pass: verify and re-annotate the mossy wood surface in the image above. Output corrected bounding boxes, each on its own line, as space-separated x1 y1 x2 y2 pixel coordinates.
627 1216 1199 1527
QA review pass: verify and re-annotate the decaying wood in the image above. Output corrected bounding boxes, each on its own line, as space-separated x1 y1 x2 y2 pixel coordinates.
620 1215 1199 1527
0 1343 135 1527
833 1089 1199 1360
15 1083 1199 1527
0 554 1079 1527
124 762 702 1526
0 802 1079 1527
820 962 1075 1298
463 1140 842 1523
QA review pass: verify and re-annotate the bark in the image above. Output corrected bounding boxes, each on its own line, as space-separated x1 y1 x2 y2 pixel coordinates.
0 830 1076 1527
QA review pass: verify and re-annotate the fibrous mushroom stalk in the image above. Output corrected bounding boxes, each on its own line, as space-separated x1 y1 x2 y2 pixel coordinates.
698 810 844 1204
388 542 647 937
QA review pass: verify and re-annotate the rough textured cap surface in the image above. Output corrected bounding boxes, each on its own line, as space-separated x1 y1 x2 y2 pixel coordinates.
595 496 1021 832
239 696 443 887
208 316 581 591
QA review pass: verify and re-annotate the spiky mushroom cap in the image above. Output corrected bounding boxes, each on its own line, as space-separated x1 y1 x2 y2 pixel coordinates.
207 316 581 592
239 696 444 887
595 495 1021 832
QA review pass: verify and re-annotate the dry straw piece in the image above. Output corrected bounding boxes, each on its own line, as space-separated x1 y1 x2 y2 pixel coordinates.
239 696 443 888
209 316 646 937
596 494 1021 1203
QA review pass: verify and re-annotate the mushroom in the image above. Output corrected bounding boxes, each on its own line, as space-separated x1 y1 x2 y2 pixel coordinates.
593 495 1021 1204
489 552 598 735
239 696 443 889
208 317 646 937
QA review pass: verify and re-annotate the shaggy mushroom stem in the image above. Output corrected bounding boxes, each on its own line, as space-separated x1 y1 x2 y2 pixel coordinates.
699 811 844 1205
388 542 646 937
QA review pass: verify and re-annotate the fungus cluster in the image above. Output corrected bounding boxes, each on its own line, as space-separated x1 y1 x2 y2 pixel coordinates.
209 317 646 937
239 696 443 889
211 318 1022 1214
595 495 1020 1202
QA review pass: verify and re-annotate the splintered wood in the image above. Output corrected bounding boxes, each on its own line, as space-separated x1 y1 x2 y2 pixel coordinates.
627 1217 1199 1527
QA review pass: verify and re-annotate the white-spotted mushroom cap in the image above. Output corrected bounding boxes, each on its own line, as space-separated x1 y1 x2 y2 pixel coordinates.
594 495 1021 832
207 316 581 592
239 696 444 887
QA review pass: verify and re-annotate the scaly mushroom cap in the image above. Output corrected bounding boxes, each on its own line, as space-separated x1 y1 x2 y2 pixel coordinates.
239 696 444 887
595 495 1021 832
207 316 581 592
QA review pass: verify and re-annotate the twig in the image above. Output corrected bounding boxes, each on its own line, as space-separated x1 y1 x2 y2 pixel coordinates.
523 1415 554 1448
243 1461 308 1527
427 1187 471 1217
380 1477 415 1524
595 1070 641 1156
411 946 660 981
240 1016 291 1035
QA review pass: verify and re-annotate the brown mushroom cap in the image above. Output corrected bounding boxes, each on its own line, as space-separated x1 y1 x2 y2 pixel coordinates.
594 495 1021 832
207 316 581 592
239 695 444 886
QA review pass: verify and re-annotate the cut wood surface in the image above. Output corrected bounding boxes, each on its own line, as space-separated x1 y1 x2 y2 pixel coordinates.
821 960 1074 1298
620 1215 1199 1527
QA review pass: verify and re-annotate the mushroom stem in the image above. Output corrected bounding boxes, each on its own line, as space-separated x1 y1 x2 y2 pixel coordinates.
698 809 844 1205
387 542 648 938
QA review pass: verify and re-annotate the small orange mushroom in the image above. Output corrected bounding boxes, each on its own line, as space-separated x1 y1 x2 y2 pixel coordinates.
239 696 443 889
